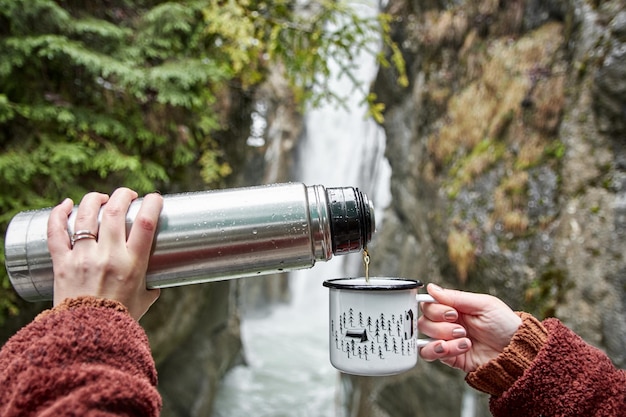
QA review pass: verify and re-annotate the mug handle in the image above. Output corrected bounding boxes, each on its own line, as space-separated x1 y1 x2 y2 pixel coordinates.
416 293 437 348
416 293 436 304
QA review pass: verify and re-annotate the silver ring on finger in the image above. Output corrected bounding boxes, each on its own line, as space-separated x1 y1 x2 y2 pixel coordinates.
71 230 98 247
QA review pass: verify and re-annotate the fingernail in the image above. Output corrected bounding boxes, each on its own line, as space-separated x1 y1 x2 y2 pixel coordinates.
444 310 458 321
429 283 443 292
452 328 466 338
434 342 445 354
459 341 469 350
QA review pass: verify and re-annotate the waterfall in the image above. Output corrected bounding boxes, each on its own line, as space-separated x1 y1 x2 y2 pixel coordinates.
212 3 391 416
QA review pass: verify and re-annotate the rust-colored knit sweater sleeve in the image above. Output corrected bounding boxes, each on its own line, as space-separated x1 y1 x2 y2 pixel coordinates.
0 297 162 417
467 313 626 416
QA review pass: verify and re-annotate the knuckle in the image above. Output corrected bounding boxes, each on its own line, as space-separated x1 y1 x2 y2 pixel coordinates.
101 203 125 218
133 214 158 233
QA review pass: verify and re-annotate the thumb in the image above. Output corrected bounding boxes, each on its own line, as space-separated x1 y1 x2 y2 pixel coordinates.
426 283 493 315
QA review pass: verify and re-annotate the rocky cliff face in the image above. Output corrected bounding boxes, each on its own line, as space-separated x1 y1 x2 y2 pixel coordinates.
342 1 626 416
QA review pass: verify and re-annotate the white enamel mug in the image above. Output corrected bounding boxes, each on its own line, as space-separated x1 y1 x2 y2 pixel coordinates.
322 277 436 376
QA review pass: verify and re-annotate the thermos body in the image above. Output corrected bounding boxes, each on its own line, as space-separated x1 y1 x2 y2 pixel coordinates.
5 183 375 302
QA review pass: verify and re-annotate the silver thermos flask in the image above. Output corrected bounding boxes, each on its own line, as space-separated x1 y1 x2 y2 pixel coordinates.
5 182 375 302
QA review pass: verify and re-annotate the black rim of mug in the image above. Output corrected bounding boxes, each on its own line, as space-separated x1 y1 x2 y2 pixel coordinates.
322 277 423 291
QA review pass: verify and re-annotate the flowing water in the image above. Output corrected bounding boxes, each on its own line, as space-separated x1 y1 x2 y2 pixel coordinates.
212 3 391 416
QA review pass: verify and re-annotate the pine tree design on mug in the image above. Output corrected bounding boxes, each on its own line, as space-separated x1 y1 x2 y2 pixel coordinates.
331 306 417 362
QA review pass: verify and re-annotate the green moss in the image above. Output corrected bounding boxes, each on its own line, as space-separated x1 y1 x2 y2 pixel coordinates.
524 267 573 319
544 140 566 160
446 138 506 197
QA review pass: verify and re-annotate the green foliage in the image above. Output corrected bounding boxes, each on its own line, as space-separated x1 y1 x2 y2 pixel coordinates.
202 0 405 113
0 0 405 324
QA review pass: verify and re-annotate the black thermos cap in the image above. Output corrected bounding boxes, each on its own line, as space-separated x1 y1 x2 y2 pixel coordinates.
326 187 375 255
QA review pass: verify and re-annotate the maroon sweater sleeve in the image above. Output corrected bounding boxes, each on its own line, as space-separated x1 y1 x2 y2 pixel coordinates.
0 297 162 417
473 317 626 416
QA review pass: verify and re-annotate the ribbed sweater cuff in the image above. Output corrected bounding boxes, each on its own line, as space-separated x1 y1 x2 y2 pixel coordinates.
35 296 129 321
465 312 548 396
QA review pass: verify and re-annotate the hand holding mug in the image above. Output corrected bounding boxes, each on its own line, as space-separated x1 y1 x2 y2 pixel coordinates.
47 187 164 320
418 283 522 372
